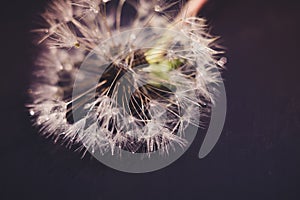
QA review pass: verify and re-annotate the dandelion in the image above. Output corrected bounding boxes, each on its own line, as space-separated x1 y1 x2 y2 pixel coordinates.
28 0 224 156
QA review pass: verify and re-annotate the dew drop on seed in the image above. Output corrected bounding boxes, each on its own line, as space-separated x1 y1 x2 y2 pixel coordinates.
74 42 80 48
29 110 35 116
154 5 161 12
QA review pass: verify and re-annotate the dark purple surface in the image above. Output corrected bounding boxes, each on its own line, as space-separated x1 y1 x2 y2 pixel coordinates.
1 0 300 199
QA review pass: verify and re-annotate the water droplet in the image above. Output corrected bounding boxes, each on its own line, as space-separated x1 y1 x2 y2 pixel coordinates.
154 5 161 12
29 110 35 116
74 42 80 48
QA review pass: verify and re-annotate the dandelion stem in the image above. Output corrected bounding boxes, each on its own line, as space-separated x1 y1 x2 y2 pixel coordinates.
178 0 207 19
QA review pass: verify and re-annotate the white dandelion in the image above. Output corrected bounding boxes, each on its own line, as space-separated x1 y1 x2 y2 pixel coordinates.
28 0 225 156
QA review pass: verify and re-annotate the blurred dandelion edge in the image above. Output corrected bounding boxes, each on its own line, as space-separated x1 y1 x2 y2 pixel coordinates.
27 0 225 157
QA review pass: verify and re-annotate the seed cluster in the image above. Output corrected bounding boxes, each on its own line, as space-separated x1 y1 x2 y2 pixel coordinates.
28 0 223 156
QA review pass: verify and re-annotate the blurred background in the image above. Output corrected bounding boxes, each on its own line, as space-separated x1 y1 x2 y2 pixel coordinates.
0 0 299 199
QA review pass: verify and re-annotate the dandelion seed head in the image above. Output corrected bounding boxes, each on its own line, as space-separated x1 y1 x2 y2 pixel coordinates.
28 0 224 156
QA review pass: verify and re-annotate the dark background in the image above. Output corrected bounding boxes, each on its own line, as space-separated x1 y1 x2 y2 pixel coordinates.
1 0 300 199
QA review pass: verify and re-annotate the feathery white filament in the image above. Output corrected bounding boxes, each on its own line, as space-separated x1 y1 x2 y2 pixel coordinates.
28 0 224 156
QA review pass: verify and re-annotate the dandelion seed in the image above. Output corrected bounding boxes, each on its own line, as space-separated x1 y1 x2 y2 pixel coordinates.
28 0 224 156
